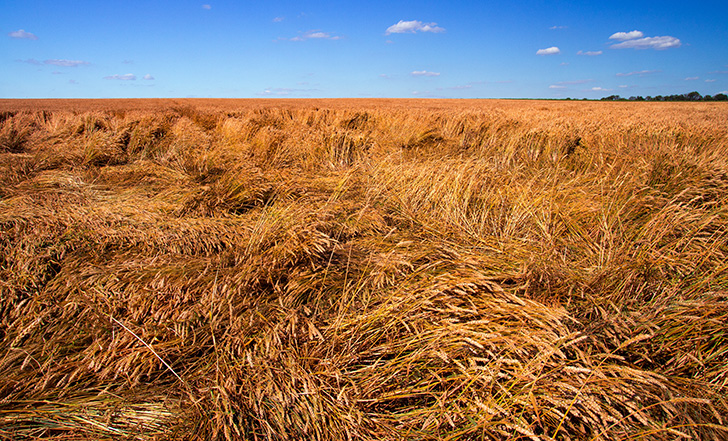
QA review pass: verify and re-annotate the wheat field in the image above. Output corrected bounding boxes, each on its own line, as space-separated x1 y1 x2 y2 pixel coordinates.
1 99 727 440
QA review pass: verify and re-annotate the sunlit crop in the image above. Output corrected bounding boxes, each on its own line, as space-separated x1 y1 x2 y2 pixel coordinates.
2 99 727 440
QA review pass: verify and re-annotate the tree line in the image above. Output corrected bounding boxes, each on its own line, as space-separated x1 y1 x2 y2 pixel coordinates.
600 91 727 101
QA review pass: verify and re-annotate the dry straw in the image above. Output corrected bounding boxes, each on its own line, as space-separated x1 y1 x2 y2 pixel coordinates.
1 99 727 440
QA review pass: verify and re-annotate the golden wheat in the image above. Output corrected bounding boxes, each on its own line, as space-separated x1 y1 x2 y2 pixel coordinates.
1 99 727 440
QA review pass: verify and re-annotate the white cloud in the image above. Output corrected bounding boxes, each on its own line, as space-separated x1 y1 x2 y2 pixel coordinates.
259 89 282 96
411 70 440 77
202 4 211 9
610 36 681 50
609 30 644 41
8 29 38 40
45 59 89 67
411 90 437 96
618 85 630 88
104 73 136 80
577 50 602 56
706 79 716 83
616 70 659 77
385 20 445 35
550 25 567 30
592 87 612 91
307 32 332 39
684 76 699 81
291 30 341 41
537 46 560 55
549 85 567 89
143 74 154 80
257 87 318 96
709 70 728 74
273 16 284 22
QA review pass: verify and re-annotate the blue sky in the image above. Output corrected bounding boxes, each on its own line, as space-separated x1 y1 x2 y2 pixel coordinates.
2 0 727 98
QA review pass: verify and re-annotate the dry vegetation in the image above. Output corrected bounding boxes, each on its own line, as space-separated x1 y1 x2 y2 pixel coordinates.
1 99 727 440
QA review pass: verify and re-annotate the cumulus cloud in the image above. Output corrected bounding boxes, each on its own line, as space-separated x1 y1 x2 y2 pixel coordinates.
291 30 341 41
592 87 612 91
104 73 136 80
537 46 560 55
9 29 38 40
609 30 644 41
706 79 716 83
577 50 602 56
385 20 445 35
411 70 440 77
45 59 90 67
685 76 699 81
143 74 154 80
273 16 284 22
616 69 659 77
202 4 211 9
611 35 681 50
549 25 567 30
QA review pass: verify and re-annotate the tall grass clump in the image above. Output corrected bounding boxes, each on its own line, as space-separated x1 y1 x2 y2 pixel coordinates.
1 99 727 440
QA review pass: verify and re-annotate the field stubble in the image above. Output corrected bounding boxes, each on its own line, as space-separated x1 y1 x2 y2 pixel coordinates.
1 99 728 440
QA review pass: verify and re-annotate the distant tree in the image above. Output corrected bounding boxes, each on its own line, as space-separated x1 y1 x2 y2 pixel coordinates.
686 91 702 101
599 92 724 102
